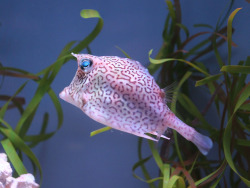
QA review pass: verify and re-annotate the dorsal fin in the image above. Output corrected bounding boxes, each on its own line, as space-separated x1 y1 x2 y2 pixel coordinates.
162 82 177 103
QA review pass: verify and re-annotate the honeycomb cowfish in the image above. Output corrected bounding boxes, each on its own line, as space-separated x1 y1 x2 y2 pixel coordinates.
59 53 213 155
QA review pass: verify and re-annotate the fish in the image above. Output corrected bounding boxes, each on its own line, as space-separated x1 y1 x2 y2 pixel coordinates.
59 53 213 155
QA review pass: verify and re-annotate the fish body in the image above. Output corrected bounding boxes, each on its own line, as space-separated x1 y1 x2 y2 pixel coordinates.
59 53 213 155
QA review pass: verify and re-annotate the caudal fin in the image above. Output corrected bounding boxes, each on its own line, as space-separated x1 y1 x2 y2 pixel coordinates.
192 131 213 155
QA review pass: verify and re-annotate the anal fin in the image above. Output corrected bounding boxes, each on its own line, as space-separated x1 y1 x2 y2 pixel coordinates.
149 131 170 140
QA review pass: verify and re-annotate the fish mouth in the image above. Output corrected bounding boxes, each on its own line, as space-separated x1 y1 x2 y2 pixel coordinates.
59 87 73 104
59 88 67 101
59 87 81 108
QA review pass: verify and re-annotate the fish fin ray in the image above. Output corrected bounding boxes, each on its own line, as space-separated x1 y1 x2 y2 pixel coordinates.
141 134 158 141
162 82 177 103
192 131 213 155
150 131 170 140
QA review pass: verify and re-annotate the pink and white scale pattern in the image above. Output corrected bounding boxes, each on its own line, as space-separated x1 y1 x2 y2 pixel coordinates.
60 53 213 155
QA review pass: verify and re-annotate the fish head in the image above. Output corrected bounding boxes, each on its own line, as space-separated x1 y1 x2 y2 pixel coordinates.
59 53 103 108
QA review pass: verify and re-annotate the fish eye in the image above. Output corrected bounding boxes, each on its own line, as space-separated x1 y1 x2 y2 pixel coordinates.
80 59 93 73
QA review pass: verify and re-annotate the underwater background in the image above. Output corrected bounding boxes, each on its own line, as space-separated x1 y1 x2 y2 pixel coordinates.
0 0 249 187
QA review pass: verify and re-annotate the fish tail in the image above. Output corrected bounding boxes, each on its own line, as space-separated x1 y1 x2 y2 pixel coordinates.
165 112 213 155
191 131 213 155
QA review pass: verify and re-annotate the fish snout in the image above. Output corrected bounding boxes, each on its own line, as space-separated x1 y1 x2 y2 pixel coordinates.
59 87 79 108
59 88 67 100
59 87 71 102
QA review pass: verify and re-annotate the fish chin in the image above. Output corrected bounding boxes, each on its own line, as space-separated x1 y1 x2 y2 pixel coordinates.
59 87 79 108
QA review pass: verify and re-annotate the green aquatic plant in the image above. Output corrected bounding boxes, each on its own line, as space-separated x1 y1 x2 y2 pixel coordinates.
0 10 102 183
90 1 250 187
132 3 250 188
0 1 249 187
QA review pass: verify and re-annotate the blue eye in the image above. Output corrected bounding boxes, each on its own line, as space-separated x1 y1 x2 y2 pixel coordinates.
80 59 93 72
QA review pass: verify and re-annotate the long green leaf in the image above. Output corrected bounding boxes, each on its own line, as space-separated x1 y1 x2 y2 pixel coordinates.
0 127 42 183
166 175 185 188
195 73 223 87
15 54 70 136
222 82 250 187
0 67 39 80
115 46 132 59
0 118 14 130
148 140 164 173
148 49 209 76
234 83 250 114
236 139 250 147
178 93 216 133
194 159 226 186
220 65 250 74
162 12 171 42
171 71 192 113
137 138 156 188
133 141 162 185
210 171 225 188
169 72 192 168
212 35 225 68
239 103 250 111
216 0 235 30
24 133 54 144
227 8 242 65
71 9 103 53
48 88 63 129
223 116 250 187
0 82 28 119
176 23 189 39
193 24 213 29
132 156 162 184
235 57 250 94
58 41 77 59
90 126 112 137
1 139 27 175
166 0 176 21
173 130 185 168
38 9 103 76
163 164 171 188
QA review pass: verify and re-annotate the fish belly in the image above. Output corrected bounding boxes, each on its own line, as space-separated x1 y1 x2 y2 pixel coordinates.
83 93 168 140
